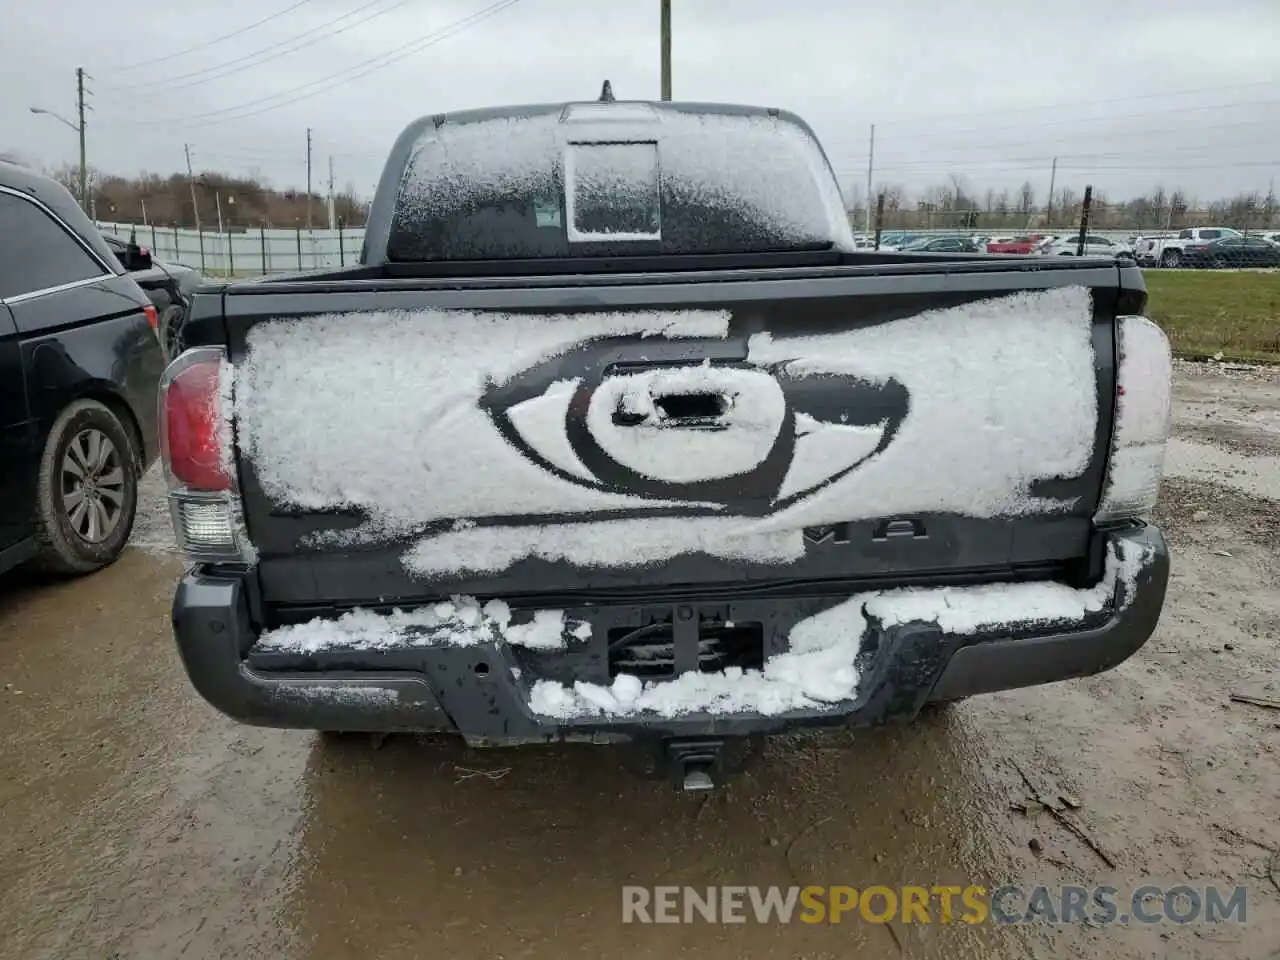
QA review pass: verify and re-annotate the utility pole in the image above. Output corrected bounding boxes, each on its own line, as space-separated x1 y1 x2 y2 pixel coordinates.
660 0 671 100
864 124 875 234
185 143 205 265
76 66 88 212
306 127 313 231
1045 156 1058 227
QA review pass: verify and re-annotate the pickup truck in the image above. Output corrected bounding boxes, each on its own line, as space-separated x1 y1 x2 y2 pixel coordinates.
1135 226 1241 268
164 100 1172 790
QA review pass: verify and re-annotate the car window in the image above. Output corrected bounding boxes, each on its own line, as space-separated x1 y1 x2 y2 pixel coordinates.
1200 230 1222 239
1245 238 1271 247
1089 236 1112 245
0 194 108 300
1178 230 1193 239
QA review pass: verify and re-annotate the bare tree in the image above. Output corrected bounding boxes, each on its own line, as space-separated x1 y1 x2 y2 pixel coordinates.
1018 181 1035 216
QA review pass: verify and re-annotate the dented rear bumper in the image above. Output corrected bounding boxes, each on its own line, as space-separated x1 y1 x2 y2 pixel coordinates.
171 525 1169 742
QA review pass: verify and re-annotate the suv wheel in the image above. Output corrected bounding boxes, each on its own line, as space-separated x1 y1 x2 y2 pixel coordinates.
1160 249 1181 268
158 305 184 362
32 400 140 574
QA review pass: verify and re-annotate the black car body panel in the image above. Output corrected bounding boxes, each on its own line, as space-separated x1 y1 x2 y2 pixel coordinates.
0 163 164 575
102 233 201 314
167 100 1170 751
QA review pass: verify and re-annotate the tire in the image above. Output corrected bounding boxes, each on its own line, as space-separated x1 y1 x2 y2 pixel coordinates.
158 304 184 363
1212 256 1228 269
1160 249 1181 269
31 399 140 575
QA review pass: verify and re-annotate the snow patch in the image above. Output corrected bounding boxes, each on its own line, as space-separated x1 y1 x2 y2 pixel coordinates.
527 539 1150 720
503 610 568 650
233 308 729 534
217 357 236 478
255 597 589 654
585 365 786 483
777 414 886 501
747 286 1098 527
505 379 598 483
403 288 1100 577
863 539 1146 634
403 516 806 576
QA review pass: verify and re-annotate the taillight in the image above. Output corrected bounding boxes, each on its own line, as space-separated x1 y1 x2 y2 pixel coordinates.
162 354 229 490
159 348 254 563
1095 316 1172 524
143 303 158 330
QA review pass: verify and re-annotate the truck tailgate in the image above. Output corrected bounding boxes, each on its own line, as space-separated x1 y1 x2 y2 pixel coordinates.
215 260 1133 608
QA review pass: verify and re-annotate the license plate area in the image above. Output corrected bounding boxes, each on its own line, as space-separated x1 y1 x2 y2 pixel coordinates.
607 617 765 679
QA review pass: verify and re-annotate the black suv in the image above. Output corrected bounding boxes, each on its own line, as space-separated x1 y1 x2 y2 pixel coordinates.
102 233 201 360
0 162 165 576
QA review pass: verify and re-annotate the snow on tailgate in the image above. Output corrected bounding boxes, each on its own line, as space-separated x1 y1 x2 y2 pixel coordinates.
529 538 1151 719
403 286 1098 576
744 285 1098 529
234 308 729 535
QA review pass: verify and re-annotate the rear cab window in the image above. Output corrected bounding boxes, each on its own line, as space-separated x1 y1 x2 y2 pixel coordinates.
0 192 109 300
385 103 853 263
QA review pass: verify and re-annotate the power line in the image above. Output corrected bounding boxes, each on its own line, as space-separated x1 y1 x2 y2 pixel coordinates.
836 159 1280 182
101 0 316 74
869 79 1280 128
852 137 1280 173
109 0 406 93
822 98 1280 149
128 0 522 128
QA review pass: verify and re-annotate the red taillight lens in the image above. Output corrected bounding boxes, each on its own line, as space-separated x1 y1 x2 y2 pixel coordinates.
143 304 158 330
162 358 230 491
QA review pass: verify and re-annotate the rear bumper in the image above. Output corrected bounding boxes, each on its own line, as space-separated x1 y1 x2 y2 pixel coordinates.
171 525 1169 743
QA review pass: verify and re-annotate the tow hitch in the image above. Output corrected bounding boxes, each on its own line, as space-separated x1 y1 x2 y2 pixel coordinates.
621 736 766 792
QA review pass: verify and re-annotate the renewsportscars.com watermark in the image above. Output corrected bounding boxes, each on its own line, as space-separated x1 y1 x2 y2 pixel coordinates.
622 884 1250 926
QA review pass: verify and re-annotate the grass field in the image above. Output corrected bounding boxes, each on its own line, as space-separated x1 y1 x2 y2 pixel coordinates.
1144 270 1280 363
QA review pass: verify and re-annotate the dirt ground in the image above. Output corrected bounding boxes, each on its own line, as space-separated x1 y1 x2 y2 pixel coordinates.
1 361 1277 960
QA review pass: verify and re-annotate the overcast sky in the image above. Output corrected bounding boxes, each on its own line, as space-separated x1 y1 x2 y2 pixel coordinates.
5 0 1279 211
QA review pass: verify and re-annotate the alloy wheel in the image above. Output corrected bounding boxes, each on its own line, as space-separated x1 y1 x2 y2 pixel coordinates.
61 428 126 543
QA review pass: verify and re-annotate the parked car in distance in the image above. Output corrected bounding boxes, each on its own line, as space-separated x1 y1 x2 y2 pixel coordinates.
166 98 1171 791
0 162 164 577
102 233 201 360
898 235 981 253
1135 227 1241 268
1177 235 1280 269
877 231 921 251
1039 235 1135 259
987 235 1049 254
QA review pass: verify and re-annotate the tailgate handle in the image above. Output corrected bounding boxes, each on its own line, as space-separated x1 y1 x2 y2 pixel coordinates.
613 391 732 427
873 518 927 540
